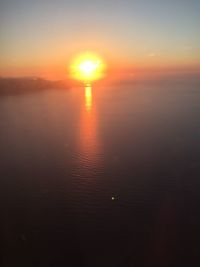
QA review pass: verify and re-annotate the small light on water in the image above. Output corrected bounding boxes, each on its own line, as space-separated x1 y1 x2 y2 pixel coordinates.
111 196 115 201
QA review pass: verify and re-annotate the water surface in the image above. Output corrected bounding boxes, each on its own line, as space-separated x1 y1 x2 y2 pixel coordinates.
0 78 200 266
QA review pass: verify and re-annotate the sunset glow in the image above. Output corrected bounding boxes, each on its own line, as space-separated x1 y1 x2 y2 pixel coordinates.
70 52 106 82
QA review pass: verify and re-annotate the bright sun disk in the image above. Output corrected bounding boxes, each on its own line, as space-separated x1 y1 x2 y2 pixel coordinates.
70 52 106 82
79 60 99 75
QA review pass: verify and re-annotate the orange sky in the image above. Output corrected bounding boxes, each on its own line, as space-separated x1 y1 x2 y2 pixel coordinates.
1 0 200 80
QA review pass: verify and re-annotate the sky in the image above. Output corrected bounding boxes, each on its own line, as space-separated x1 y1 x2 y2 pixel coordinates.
0 0 200 79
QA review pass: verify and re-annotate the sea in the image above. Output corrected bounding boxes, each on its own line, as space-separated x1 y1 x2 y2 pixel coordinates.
0 75 200 266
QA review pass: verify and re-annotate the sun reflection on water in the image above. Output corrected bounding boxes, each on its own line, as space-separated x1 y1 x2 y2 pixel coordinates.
85 84 92 111
75 84 101 178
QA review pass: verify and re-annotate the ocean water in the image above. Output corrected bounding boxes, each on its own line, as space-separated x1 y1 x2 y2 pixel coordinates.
0 78 200 266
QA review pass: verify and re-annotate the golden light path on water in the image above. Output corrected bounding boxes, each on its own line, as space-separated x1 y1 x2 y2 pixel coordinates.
72 83 101 181
85 84 92 111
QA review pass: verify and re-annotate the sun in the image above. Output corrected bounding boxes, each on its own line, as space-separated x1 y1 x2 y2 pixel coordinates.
70 52 106 82
79 60 99 75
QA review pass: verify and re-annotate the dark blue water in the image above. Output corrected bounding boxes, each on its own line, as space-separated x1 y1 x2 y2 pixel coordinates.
0 78 200 266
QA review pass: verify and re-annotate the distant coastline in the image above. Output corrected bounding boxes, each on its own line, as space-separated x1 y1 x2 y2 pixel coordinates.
0 77 68 96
